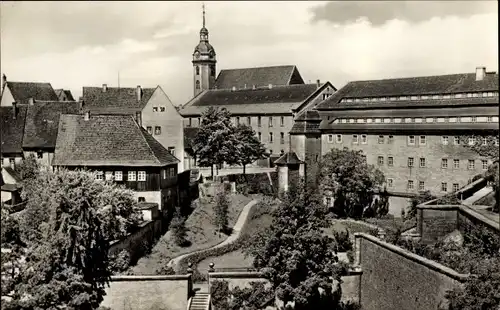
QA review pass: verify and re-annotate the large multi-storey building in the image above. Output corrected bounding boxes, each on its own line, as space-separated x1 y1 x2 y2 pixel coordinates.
179 7 337 169
290 67 499 196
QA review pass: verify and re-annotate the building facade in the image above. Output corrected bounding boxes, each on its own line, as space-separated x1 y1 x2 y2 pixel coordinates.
291 67 499 196
52 113 180 215
82 84 185 172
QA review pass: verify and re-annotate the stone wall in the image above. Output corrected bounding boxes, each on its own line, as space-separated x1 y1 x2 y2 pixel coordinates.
354 233 467 310
101 275 192 310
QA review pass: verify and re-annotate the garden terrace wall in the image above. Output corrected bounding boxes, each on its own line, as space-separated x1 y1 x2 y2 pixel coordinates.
101 274 192 310
416 204 499 244
354 233 467 310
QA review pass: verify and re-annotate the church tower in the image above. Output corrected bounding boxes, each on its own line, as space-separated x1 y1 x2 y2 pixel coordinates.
192 4 216 97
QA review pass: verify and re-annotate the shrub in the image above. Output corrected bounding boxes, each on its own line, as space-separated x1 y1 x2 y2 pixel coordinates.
213 190 230 233
109 250 131 274
332 229 353 252
210 280 230 310
170 209 188 247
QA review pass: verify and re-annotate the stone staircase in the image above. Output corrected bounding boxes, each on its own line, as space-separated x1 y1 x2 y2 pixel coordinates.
188 291 211 310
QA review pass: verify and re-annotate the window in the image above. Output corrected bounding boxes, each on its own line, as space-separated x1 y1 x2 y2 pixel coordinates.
188 118 192 127
437 117 445 123
453 183 460 192
425 118 434 123
387 178 394 188
407 180 414 190
488 116 493 122
468 160 475 170
269 149 273 154
441 182 448 192
138 171 146 181
482 137 488 146
258 132 262 141
268 117 273 127
105 171 113 181
9 158 14 166
153 107 158 112
280 149 284 155
383 118 391 123
280 132 285 144
378 135 384 144
138 197 146 202
198 118 201 125
168 167 176 177
408 136 415 145
236 117 240 125
442 136 449 145
162 169 167 179
454 136 460 145
442 158 448 169
37 151 43 159
155 126 161 135
482 160 488 170
419 158 426 168
247 117 251 125
415 118 423 123
95 171 104 180
471 116 477 123
195 80 200 89
160 107 165 112
280 116 284 127
269 132 273 143
388 136 394 144
115 171 123 181
419 181 425 191
378 156 384 165
449 117 457 123
147 126 152 134
388 157 394 166
257 116 262 127
128 171 136 181
408 157 414 167
168 147 176 157
419 136 426 145
361 134 367 144
453 159 460 169
375 118 381 123
328 135 334 143
336 135 342 143
195 66 200 75
468 137 476 146
322 94 330 100
352 135 359 144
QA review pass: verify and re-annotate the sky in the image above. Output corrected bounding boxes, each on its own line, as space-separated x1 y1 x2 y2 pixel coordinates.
0 1 498 106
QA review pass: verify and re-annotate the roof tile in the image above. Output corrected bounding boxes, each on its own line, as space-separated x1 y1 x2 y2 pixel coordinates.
82 86 156 113
214 65 304 89
0 105 28 154
7 81 59 102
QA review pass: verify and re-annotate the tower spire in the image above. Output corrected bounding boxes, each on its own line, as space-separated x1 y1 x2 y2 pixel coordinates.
202 3 206 28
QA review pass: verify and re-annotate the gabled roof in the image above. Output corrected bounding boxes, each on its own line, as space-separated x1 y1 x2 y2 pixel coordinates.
22 101 80 149
55 89 75 101
53 114 179 167
213 65 304 90
179 84 318 116
274 151 304 165
317 71 499 110
6 81 59 102
0 105 28 154
82 86 156 114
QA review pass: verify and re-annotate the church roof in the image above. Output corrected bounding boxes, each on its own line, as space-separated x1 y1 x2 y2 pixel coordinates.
23 101 81 150
179 84 318 116
213 65 304 90
317 71 499 110
6 81 59 103
53 114 179 167
82 86 156 114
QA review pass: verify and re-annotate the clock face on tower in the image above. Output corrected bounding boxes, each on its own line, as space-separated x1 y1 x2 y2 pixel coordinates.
194 51 200 59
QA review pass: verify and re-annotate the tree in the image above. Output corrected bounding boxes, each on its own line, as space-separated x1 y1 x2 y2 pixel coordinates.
318 148 386 219
234 124 268 176
214 190 230 233
192 107 239 177
2 168 144 309
246 184 346 309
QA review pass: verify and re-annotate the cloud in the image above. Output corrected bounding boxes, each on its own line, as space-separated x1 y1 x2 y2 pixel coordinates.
310 1 496 26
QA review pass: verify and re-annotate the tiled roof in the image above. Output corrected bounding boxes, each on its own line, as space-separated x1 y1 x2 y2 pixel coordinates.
274 151 304 165
82 86 156 113
6 81 59 102
290 109 322 134
180 84 318 116
0 105 28 154
213 65 304 90
53 114 179 167
317 71 499 110
184 127 199 150
23 101 80 149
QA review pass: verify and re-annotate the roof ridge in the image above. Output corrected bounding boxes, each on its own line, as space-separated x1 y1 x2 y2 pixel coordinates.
218 65 296 72
133 118 161 165
351 72 486 84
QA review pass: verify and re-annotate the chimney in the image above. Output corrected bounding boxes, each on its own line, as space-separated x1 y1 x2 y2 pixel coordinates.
78 97 84 110
268 84 273 89
135 111 142 127
28 97 34 105
136 85 142 102
232 86 236 91
2 74 6 89
84 111 90 121
244 84 247 89
252 85 256 90
316 79 321 88
102 84 108 92
12 102 17 119
475 66 486 81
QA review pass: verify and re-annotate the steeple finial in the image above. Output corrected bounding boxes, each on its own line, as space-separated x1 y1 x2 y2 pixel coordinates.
202 3 206 28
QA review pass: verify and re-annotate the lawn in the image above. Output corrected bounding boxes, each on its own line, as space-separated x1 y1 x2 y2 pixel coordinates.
129 193 253 275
